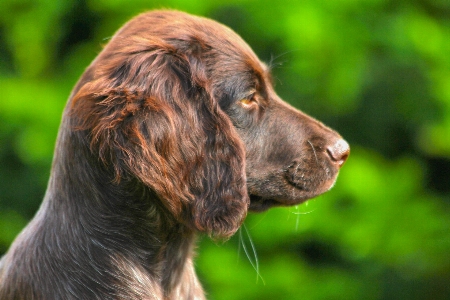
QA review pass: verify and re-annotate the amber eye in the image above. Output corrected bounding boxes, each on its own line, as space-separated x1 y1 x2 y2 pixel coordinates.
239 94 258 107
240 98 254 105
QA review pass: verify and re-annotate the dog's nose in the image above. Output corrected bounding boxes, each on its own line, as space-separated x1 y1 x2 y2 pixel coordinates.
327 139 350 167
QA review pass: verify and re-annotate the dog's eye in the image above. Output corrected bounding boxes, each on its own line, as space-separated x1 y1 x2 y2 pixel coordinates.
239 94 258 108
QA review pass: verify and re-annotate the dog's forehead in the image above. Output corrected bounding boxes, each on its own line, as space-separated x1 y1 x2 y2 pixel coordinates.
143 11 265 71
202 19 264 67
197 20 267 79
114 10 269 86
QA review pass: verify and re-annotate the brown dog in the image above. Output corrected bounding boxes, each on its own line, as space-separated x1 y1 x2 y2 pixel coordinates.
0 10 349 299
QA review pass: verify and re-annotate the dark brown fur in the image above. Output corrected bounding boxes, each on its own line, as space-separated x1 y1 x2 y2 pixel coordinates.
0 10 349 299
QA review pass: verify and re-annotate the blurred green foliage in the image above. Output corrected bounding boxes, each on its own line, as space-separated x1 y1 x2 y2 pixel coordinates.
1 0 449 299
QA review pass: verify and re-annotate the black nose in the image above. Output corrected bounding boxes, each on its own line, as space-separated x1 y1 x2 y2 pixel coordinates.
327 139 350 167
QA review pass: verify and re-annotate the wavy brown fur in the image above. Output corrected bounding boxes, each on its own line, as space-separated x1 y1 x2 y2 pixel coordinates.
0 10 349 299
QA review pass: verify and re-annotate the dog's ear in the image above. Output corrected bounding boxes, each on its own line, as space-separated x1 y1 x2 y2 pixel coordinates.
71 36 248 239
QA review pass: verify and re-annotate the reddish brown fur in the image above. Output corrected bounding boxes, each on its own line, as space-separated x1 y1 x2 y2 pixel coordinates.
0 10 349 299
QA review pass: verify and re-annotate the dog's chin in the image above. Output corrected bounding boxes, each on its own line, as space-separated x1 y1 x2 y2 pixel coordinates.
248 196 282 212
248 194 313 212
248 176 338 212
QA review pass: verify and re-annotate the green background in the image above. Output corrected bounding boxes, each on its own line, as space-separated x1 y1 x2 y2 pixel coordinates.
1 0 449 299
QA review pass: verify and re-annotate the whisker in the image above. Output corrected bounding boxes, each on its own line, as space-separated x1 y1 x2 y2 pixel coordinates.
308 140 320 166
239 224 265 284
237 228 242 261
291 162 301 199
268 49 300 69
292 203 316 231
291 207 316 215
247 213 269 230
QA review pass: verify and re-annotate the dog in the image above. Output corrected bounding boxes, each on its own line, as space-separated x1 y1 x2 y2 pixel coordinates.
0 10 349 299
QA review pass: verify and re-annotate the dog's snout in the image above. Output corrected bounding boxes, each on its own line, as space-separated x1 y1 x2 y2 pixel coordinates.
327 139 350 167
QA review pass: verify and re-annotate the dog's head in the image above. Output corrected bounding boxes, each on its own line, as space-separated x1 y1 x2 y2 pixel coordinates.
70 10 349 239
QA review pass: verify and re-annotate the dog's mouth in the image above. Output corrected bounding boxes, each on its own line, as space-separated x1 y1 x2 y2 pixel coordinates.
248 191 313 212
248 168 339 212
248 195 281 212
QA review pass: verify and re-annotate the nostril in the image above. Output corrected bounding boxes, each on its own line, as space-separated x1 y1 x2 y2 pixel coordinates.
327 139 350 167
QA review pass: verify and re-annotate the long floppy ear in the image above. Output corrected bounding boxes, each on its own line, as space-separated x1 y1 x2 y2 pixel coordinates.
71 36 248 239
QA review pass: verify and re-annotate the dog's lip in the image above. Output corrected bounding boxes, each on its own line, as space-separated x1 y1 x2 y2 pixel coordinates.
248 175 335 212
249 195 280 212
248 194 309 212
247 163 340 212
248 177 311 212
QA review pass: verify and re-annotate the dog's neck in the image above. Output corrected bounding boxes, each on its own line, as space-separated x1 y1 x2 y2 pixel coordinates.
13 126 206 299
